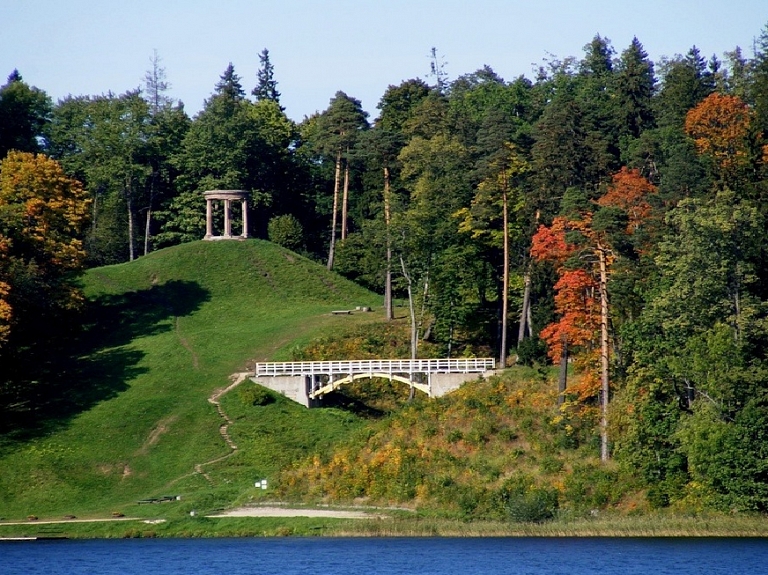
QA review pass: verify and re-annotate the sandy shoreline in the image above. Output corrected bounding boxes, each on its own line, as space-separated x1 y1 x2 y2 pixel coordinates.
0 506 386 526
206 506 381 519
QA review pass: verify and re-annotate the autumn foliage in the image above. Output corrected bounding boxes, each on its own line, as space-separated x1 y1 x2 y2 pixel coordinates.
539 269 600 364
529 217 575 265
531 168 657 404
0 151 90 347
684 93 753 180
598 167 656 232
531 213 602 369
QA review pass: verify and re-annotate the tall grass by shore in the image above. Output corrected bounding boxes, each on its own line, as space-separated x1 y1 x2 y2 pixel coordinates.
2 511 767 539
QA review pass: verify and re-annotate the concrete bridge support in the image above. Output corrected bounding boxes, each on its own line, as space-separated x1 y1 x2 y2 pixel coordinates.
429 372 492 397
250 375 321 408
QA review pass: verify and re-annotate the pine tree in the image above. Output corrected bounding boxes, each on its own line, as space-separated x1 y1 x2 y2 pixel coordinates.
314 92 369 269
143 49 172 115
252 48 281 105
749 23 768 136
655 46 714 129
215 63 245 101
615 37 655 139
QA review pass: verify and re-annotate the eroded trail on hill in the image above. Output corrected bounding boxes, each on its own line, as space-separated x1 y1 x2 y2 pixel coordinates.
194 372 250 482
175 317 200 369
166 371 250 487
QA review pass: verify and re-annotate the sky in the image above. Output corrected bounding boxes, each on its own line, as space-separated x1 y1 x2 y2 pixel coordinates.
2 0 767 122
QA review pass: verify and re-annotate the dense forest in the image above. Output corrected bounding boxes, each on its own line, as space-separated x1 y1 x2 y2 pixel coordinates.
3 24 768 513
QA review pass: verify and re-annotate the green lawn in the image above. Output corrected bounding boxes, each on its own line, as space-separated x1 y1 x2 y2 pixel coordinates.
0 240 381 520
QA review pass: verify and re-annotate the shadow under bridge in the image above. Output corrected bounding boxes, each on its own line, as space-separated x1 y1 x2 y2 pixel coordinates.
251 358 497 407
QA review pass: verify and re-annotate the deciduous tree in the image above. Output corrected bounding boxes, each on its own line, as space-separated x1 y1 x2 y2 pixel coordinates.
684 92 753 187
0 151 90 352
0 70 52 159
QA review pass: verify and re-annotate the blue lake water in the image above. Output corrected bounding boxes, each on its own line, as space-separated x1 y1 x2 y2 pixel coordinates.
2 537 768 575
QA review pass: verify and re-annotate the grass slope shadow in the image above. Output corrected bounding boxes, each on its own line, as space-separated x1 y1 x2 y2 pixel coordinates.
0 280 210 445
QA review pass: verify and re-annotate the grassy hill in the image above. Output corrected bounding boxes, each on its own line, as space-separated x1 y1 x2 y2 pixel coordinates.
0 239 382 520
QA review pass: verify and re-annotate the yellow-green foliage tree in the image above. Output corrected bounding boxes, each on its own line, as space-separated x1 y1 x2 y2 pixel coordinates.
0 151 90 350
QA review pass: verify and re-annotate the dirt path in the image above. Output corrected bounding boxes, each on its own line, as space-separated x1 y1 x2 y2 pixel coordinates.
206 506 383 519
0 517 141 527
175 317 200 369
192 372 251 482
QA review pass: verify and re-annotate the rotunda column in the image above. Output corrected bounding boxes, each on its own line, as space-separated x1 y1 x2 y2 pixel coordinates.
205 197 213 239
223 199 232 238
241 198 249 238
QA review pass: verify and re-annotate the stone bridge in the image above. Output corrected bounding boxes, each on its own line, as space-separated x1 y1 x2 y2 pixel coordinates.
251 358 497 407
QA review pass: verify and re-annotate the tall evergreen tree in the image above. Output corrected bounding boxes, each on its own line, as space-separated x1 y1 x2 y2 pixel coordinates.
313 92 369 269
749 23 768 137
143 49 172 115
615 37 656 140
252 48 281 105
655 47 714 129
215 63 246 101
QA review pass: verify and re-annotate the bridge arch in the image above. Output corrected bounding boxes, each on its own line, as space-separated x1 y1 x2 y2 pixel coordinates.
308 372 430 399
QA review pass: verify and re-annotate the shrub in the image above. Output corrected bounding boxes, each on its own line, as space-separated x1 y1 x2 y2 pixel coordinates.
516 337 548 366
268 214 304 251
563 463 624 511
447 429 463 443
238 384 275 406
497 475 559 523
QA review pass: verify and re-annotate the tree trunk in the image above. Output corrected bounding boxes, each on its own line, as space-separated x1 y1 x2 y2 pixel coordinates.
500 188 509 369
126 188 135 262
404 261 417 403
327 148 342 270
341 151 350 241
558 335 568 406
400 255 418 361
419 272 430 342
383 166 393 320
526 299 533 338
144 207 151 257
144 170 158 256
598 245 610 462
517 265 532 345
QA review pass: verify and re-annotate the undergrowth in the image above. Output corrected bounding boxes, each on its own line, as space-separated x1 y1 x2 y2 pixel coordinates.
277 367 639 522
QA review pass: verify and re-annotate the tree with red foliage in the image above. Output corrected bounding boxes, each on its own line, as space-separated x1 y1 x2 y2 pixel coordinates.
531 169 657 461
598 167 655 232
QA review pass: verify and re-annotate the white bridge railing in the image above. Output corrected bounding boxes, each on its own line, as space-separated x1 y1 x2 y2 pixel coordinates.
254 358 496 377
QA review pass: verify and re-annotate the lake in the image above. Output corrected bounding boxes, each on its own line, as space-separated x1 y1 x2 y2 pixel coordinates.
2 537 768 575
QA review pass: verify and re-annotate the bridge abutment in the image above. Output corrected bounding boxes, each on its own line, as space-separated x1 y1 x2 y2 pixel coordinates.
429 371 495 397
250 375 321 408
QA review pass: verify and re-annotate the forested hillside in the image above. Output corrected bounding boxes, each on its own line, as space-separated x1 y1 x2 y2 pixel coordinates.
3 24 768 515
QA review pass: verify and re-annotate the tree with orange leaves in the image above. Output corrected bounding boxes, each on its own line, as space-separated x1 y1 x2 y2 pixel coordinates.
0 151 90 352
684 92 753 186
597 167 656 232
531 208 613 461
539 268 600 365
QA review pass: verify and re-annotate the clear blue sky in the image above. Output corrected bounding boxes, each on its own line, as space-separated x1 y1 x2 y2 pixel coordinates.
2 0 767 121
